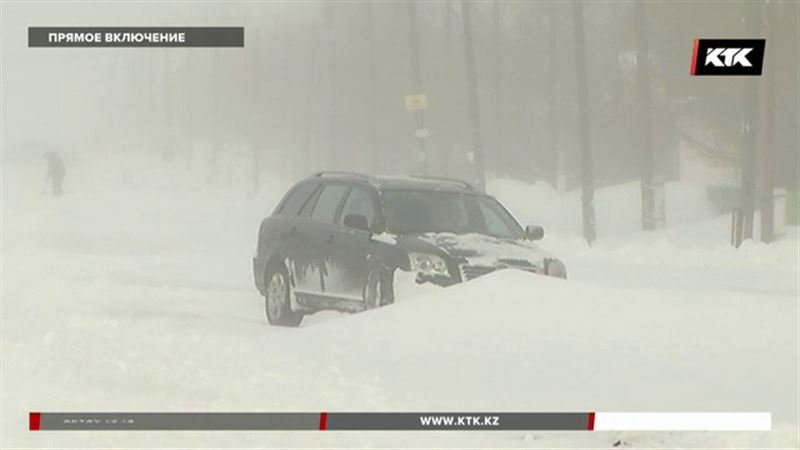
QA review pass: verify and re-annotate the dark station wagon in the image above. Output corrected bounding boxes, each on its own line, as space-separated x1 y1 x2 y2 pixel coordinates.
253 172 566 326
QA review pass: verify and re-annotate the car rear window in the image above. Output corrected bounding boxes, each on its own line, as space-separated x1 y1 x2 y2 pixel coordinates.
276 182 318 216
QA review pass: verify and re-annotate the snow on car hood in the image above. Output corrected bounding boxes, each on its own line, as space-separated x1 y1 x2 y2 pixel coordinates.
413 232 553 268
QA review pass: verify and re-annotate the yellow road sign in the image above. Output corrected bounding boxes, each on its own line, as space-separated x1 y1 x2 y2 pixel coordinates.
405 94 427 111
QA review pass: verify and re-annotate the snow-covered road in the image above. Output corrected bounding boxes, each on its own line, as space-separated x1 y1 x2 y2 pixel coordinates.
2 161 798 448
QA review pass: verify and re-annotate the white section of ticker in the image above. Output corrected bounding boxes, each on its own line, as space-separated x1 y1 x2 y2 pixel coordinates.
594 412 771 431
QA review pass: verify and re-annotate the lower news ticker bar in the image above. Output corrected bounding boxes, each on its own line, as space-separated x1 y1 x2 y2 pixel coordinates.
29 412 589 431
28 412 770 431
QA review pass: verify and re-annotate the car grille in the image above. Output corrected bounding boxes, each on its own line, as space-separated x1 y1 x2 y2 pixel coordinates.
459 263 539 281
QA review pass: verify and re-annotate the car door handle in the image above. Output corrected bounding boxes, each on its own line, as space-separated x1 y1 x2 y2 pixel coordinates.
327 234 335 245
289 226 297 237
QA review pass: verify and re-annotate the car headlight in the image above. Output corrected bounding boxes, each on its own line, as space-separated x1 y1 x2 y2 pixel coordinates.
409 253 449 276
545 258 567 279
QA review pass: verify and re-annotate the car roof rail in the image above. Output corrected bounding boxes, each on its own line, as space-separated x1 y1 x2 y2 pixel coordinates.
411 176 476 191
313 171 378 184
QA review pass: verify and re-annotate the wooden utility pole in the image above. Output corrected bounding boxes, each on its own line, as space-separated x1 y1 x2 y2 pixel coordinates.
635 1 656 230
572 1 597 244
407 1 428 175
461 0 487 191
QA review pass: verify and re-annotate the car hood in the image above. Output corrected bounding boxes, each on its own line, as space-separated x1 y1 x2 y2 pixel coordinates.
396 232 554 268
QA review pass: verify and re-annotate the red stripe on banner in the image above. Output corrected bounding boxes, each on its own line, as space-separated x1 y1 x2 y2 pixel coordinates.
319 412 327 431
29 412 41 431
690 38 699 75
587 412 596 431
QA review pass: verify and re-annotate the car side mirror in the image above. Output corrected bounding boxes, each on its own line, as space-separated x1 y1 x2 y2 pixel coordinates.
344 214 370 232
525 225 544 240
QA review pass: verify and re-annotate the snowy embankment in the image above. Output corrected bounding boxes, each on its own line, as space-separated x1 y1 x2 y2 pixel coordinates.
1 158 797 448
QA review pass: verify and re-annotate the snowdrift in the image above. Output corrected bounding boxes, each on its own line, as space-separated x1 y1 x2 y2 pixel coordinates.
2 158 797 448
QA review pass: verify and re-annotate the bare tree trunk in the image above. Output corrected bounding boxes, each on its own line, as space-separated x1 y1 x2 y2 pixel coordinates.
548 3 562 190
492 0 503 171
303 24 319 173
759 0 777 242
147 49 157 158
461 0 487 191
740 1 761 240
250 28 262 195
185 51 194 170
635 1 657 231
367 1 379 173
443 0 456 178
207 48 221 187
445 0 453 53
163 50 175 162
327 4 338 170
572 1 597 244
407 1 429 175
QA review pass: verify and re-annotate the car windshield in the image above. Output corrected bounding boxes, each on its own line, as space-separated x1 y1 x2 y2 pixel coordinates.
381 189 524 239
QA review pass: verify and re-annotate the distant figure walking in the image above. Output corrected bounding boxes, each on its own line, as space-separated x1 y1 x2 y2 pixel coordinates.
44 152 65 196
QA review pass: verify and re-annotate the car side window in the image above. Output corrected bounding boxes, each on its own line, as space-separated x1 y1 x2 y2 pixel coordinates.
276 182 318 216
339 187 377 229
310 184 348 224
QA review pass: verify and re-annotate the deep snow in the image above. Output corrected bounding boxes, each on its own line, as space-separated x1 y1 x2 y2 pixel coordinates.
1 157 798 448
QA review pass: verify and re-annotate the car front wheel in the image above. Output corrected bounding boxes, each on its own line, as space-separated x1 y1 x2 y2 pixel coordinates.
264 263 303 327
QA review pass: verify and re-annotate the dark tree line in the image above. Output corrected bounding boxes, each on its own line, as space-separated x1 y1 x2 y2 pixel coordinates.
130 1 797 241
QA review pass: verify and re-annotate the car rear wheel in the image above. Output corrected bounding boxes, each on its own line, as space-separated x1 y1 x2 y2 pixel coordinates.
264 264 303 327
364 266 395 309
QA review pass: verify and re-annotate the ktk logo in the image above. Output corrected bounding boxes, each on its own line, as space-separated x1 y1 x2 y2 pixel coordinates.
691 39 765 76
705 48 753 67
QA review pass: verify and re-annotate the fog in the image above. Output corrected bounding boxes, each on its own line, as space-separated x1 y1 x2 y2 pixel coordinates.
1 1 799 235
2 3 800 447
